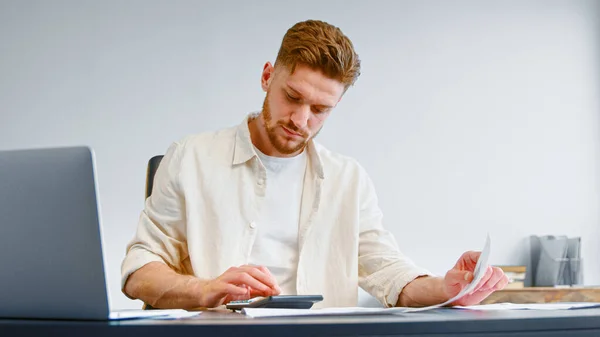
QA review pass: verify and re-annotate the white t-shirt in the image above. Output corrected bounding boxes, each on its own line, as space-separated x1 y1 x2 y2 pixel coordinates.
248 146 307 295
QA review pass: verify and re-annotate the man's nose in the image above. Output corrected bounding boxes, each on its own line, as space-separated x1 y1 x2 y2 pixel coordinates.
290 105 310 130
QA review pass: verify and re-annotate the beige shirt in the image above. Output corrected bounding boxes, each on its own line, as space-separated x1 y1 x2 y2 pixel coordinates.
121 114 431 308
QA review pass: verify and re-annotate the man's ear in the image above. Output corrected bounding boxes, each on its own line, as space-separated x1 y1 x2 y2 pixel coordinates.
261 62 274 92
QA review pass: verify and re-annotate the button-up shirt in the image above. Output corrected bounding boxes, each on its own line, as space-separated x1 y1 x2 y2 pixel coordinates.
121 114 431 308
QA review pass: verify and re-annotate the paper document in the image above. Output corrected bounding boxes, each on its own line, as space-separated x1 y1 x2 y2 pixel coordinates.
149 310 202 320
243 307 408 318
109 309 201 320
454 302 600 311
243 235 492 318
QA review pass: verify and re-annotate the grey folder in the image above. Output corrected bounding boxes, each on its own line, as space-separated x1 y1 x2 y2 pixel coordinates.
530 235 582 287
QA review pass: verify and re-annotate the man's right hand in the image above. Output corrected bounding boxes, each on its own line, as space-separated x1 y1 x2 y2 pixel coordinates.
124 262 281 309
200 265 282 307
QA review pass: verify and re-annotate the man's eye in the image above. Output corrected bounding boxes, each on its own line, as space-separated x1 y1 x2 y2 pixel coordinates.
286 93 300 102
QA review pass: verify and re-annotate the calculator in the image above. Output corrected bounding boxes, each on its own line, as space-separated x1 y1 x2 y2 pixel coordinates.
225 295 323 311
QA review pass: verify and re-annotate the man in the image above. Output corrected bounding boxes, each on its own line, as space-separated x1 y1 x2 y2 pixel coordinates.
121 19 508 309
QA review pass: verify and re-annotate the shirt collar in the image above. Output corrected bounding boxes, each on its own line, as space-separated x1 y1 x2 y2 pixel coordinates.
232 113 324 179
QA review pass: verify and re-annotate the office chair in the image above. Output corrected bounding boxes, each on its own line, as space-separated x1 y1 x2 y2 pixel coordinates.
145 155 164 199
142 155 163 310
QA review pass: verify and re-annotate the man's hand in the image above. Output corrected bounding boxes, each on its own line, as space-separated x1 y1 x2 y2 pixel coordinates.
124 262 281 309
443 251 509 306
200 265 282 308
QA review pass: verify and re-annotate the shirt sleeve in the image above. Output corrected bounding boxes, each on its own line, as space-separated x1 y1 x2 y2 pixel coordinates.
120 141 189 296
356 165 435 307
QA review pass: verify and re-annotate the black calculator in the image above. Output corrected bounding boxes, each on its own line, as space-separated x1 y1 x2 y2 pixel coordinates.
225 295 323 311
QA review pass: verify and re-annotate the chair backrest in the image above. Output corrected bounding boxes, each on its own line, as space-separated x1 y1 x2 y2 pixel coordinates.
145 155 164 199
143 155 163 310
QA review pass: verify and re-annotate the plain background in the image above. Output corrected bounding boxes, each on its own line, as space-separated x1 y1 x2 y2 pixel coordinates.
1 0 599 310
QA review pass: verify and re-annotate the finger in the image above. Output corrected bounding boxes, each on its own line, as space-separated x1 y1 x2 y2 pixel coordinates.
493 273 510 291
455 251 481 269
234 273 273 292
257 265 282 292
479 267 505 291
251 265 279 289
446 269 473 287
471 266 494 293
248 285 281 297
239 265 280 290
221 266 276 293
220 282 251 297
245 265 278 287
214 283 252 306
460 251 481 265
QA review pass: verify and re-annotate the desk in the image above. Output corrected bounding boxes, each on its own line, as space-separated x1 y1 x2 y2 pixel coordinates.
2 308 600 337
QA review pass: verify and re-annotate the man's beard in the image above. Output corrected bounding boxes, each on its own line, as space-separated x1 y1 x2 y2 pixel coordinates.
261 93 312 155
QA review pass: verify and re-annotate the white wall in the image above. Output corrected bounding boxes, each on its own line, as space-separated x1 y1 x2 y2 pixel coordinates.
1 0 599 310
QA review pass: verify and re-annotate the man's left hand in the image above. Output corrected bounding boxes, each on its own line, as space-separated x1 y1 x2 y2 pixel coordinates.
443 251 510 306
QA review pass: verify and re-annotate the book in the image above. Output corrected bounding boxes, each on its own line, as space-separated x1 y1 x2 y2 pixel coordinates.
496 265 526 289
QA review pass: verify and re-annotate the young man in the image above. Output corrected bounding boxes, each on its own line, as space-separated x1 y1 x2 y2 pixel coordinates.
121 20 508 309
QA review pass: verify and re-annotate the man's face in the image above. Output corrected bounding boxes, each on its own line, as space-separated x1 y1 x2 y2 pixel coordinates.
260 63 345 156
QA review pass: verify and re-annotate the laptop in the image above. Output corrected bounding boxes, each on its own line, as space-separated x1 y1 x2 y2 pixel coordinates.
0 146 195 320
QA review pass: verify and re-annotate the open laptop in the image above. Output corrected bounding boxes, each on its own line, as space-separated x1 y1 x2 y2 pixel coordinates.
0 146 195 320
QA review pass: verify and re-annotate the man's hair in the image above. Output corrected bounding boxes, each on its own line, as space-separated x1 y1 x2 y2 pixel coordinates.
275 20 361 89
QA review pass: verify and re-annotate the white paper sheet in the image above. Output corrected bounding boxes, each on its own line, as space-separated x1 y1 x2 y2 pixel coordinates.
242 307 408 318
109 309 201 320
243 302 600 318
453 302 600 311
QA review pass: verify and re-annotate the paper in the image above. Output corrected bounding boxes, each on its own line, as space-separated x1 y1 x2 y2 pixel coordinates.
402 234 491 313
109 309 201 320
242 307 408 318
454 302 600 311
149 310 202 320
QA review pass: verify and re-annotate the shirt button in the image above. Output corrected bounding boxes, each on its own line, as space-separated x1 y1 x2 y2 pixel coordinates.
249 221 257 229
